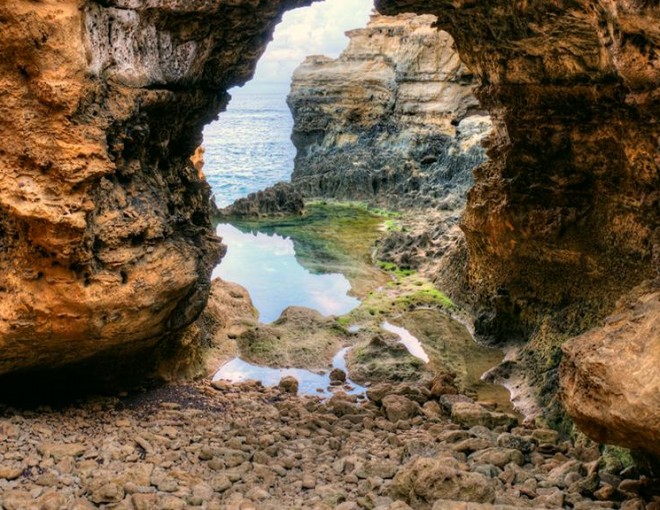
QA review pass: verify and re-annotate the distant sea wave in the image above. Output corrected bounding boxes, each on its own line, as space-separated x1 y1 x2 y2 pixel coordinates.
203 90 296 208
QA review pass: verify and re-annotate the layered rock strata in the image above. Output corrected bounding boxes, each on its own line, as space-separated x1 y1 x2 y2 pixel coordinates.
287 13 492 209
0 0 310 378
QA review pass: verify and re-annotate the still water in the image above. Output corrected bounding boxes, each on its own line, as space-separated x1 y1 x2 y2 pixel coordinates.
212 223 361 324
382 321 430 364
213 348 366 398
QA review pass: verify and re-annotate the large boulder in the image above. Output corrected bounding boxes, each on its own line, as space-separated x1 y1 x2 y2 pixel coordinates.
391 457 496 508
560 286 660 457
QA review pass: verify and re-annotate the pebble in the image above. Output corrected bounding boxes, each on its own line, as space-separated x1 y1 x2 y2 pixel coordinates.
0 380 653 509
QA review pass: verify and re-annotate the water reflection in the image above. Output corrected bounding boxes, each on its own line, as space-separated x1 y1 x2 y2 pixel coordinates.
213 223 361 323
382 321 430 363
213 348 366 398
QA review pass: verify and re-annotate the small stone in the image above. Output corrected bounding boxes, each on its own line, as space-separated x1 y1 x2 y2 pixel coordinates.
0 420 19 439
91 482 124 504
0 465 24 480
35 472 59 487
279 376 299 395
531 429 560 444
422 400 442 419
158 495 187 510
330 368 347 385
452 437 494 453
620 499 646 510
190 483 213 505
134 436 154 455
1 491 33 510
594 484 615 501
497 432 535 453
38 492 67 510
156 477 178 492
132 494 158 510
468 447 525 468
37 443 86 460
618 478 643 495
245 487 270 501
534 488 564 508
211 474 232 492
382 395 420 423
473 464 501 479
302 473 317 489
357 460 398 480
389 502 414 510
69 499 96 510
336 503 359 510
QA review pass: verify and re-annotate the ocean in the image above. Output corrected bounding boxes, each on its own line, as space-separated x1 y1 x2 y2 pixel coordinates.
203 90 296 208
204 90 361 324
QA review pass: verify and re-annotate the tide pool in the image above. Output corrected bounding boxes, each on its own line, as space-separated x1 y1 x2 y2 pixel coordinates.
213 348 366 398
212 223 361 323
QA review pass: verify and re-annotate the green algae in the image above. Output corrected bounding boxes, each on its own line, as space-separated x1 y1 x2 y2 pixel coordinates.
219 200 512 412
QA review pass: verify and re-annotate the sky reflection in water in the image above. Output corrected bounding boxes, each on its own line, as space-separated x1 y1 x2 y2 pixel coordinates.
382 321 430 363
212 223 361 323
213 348 366 397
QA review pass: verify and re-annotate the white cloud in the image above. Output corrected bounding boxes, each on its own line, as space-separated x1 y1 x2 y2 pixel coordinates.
235 0 374 93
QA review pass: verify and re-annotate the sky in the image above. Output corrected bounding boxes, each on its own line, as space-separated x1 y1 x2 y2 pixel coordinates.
234 0 374 95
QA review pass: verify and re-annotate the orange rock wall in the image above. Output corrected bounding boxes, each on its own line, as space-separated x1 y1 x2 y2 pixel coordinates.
0 0 312 376
377 0 659 334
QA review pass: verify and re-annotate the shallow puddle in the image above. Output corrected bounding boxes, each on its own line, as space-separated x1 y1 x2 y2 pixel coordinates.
213 223 360 323
395 309 516 414
382 321 430 363
213 348 366 398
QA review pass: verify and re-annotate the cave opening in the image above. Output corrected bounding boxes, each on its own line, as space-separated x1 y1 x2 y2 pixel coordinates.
0 1 657 504
200 1 504 409
203 0 376 326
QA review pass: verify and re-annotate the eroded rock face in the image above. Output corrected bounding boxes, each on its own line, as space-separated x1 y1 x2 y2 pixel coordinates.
376 0 659 456
0 0 311 377
560 284 660 457
288 13 491 209
219 182 305 218
376 0 659 330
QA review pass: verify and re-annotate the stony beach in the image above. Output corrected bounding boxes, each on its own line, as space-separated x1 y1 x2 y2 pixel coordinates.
1 378 656 510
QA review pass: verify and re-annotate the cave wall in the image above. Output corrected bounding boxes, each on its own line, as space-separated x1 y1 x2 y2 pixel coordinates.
376 0 659 334
0 0 312 377
375 0 659 450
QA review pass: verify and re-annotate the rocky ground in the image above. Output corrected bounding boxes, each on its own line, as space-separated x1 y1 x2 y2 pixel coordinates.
1 378 657 510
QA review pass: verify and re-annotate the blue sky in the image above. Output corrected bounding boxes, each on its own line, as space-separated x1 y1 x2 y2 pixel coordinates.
234 0 374 94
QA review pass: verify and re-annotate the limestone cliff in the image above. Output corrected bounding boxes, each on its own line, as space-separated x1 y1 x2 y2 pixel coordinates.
0 0 311 378
288 13 491 209
375 0 659 455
